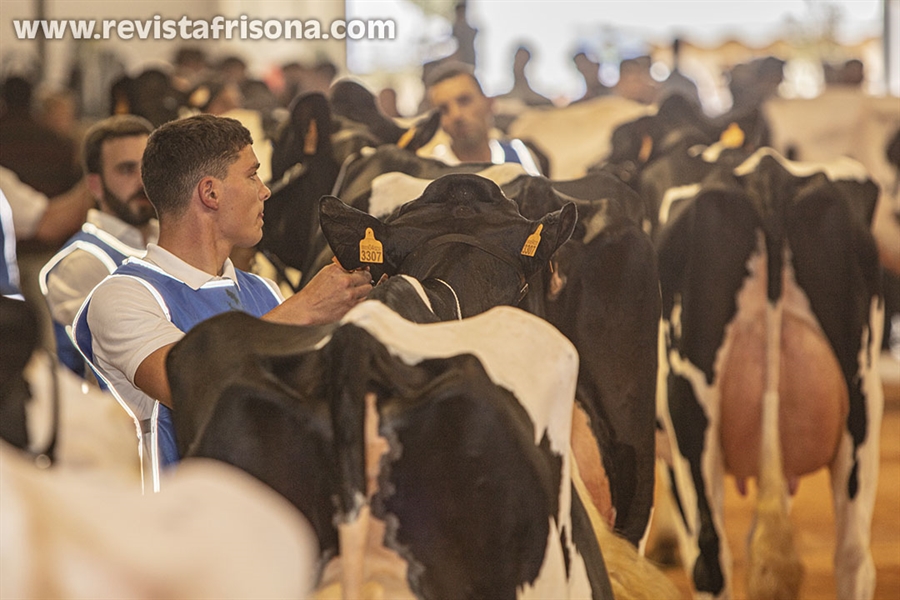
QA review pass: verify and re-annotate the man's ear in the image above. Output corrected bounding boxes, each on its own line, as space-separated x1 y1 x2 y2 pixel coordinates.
198 176 220 210
86 173 104 203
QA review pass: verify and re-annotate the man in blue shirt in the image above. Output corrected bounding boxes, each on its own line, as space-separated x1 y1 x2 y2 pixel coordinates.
75 114 372 474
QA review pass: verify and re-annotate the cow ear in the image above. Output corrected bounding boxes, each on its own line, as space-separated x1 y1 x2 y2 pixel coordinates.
319 196 391 276
521 201 578 276
399 110 441 152
271 92 333 181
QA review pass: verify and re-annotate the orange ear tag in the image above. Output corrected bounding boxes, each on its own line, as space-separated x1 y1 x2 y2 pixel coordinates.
638 134 653 163
359 228 384 264
521 224 543 257
397 126 416 149
720 122 745 148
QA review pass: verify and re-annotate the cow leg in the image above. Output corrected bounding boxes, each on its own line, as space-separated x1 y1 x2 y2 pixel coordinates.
828 342 883 599
829 431 878 600
659 358 733 600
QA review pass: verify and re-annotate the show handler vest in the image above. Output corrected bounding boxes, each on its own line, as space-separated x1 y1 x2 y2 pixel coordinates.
40 223 139 376
73 258 281 469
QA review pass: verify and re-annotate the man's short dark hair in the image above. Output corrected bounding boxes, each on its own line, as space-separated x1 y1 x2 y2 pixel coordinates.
424 60 484 96
141 114 252 218
82 114 154 175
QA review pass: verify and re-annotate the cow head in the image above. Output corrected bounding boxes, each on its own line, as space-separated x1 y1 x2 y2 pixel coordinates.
330 79 441 156
319 173 577 317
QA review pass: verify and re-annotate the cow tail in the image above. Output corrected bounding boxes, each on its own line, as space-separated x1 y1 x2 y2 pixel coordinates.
747 299 803 600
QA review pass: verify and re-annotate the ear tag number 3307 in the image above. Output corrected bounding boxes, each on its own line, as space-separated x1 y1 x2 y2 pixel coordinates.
521 224 543 257
359 228 383 264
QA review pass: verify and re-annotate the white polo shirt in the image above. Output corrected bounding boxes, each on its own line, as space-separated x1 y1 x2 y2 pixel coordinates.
85 244 283 420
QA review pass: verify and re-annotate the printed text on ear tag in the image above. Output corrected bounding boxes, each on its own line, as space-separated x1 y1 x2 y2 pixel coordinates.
521 223 543 257
359 228 383 264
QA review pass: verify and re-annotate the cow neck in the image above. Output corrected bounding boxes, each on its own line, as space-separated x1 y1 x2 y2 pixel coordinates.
397 232 530 307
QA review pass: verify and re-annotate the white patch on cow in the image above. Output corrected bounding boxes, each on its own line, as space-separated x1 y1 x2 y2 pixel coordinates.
658 183 701 226
397 274 434 314
367 163 528 218
23 352 138 479
733 147 871 182
697 141 729 163
343 302 577 455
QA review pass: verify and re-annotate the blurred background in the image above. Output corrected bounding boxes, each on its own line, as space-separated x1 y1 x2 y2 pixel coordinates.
1 0 896 121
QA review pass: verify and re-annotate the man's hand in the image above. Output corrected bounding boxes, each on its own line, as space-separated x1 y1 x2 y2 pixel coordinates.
264 262 373 326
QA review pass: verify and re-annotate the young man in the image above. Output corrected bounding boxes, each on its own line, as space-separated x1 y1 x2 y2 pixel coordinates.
40 115 158 376
76 114 372 469
421 61 543 175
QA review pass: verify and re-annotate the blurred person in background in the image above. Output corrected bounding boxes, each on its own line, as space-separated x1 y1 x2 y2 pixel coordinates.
420 61 543 175
40 115 157 378
571 50 611 104
0 76 82 199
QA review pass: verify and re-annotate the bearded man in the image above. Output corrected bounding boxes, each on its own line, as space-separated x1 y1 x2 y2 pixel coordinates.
40 115 159 377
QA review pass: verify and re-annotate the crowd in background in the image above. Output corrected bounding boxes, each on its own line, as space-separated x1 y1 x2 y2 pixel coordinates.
0 12 882 349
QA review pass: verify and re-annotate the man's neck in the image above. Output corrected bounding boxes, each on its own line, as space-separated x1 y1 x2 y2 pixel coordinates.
156 222 231 277
452 140 492 163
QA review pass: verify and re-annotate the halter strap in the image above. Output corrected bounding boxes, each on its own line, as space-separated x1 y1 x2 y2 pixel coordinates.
433 278 462 320
397 233 532 308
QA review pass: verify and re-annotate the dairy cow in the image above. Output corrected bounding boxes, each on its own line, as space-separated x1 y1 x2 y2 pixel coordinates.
169 304 616 599
763 91 900 281
655 147 884 599
316 166 663 549
165 175 627 598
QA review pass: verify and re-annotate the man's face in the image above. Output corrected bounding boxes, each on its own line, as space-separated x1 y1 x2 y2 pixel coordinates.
96 134 155 227
428 73 493 153
217 145 271 248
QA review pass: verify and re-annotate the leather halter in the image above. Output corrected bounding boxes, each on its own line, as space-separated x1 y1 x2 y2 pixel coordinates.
397 233 531 308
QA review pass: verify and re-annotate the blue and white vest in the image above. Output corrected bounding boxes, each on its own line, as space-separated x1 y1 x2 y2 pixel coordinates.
72 258 281 468
1 191 22 299
39 223 142 376
488 138 543 176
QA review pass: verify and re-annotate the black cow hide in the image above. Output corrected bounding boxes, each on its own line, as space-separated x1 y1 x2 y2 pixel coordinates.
505 172 661 547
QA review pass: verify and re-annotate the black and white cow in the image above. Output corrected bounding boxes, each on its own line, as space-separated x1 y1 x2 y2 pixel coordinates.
168 303 615 599
165 174 625 598
314 165 663 550
655 147 884 599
